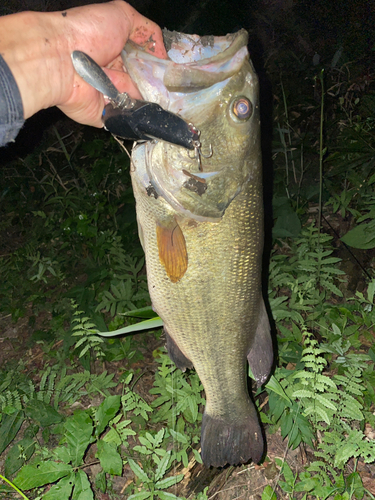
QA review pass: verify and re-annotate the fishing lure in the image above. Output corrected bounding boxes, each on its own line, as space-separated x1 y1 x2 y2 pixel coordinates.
71 51 210 164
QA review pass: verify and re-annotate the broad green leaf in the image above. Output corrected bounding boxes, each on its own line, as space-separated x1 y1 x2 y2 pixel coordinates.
188 396 198 422
155 474 184 489
98 317 163 337
346 472 364 500
13 461 73 489
72 470 94 500
262 485 277 500
53 446 72 464
273 212 301 239
43 473 75 499
5 437 35 476
123 306 158 319
294 477 319 492
341 224 375 249
94 395 121 436
25 400 63 427
0 411 24 455
96 440 122 476
265 376 292 403
169 429 188 445
279 460 295 485
128 458 149 483
155 451 171 482
64 410 93 467
156 492 183 500
368 279 375 303
192 448 203 464
128 492 151 500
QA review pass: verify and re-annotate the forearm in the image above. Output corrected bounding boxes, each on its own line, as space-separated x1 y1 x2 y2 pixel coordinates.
0 10 67 120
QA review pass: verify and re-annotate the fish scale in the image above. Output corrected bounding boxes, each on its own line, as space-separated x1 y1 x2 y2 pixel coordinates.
125 29 273 467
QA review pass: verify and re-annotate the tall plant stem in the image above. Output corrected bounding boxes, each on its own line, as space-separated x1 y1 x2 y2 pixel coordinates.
318 69 325 281
318 69 325 238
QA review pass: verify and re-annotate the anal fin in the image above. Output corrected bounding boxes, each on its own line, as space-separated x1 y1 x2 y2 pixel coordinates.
247 298 273 387
164 328 193 372
156 220 188 283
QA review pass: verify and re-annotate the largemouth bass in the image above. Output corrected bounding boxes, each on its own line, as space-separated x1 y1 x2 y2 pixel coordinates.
122 29 273 467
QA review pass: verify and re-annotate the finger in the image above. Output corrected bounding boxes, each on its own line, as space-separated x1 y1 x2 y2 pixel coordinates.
113 1 168 59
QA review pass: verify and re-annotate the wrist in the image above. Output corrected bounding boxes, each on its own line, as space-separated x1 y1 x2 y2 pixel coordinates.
0 10 69 120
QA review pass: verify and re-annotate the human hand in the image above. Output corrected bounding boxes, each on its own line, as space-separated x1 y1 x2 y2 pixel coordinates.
0 1 167 127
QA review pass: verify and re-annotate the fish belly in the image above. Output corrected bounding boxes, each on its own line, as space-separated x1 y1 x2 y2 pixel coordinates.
131 145 273 467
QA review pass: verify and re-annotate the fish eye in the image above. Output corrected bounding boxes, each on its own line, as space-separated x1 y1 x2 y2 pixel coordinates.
230 96 252 121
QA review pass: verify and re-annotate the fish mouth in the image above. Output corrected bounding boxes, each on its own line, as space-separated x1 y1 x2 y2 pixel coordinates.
124 30 256 222
121 29 249 119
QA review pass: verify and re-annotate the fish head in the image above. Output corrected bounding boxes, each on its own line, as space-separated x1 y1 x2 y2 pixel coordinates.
122 29 261 222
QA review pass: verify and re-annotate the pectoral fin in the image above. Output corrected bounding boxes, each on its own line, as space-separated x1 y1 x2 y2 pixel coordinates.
156 220 188 283
247 299 273 387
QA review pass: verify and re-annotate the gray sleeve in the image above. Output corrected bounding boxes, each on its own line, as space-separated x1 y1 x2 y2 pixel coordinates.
0 54 24 147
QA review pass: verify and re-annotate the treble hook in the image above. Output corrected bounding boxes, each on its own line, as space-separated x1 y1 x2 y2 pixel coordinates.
187 126 213 171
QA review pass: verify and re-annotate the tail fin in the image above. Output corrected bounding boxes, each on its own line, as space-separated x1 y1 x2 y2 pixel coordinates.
201 407 264 467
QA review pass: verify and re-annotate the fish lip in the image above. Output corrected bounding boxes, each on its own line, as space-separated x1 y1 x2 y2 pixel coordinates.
121 29 249 106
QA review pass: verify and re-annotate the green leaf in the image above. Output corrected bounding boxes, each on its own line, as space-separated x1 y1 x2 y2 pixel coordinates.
64 411 93 467
96 440 122 476
25 400 63 427
280 460 295 486
169 429 188 445
43 473 75 499
155 474 184 490
94 395 121 436
368 280 375 303
98 317 163 337
72 470 94 500
265 376 292 403
0 411 24 455
262 485 277 500
341 224 375 249
346 472 364 500
155 451 171 482
123 306 159 319
128 492 151 500
53 446 72 464
334 442 359 468
128 459 149 483
156 492 183 500
273 211 301 238
192 448 203 464
294 477 319 492
5 437 35 476
13 461 73 489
